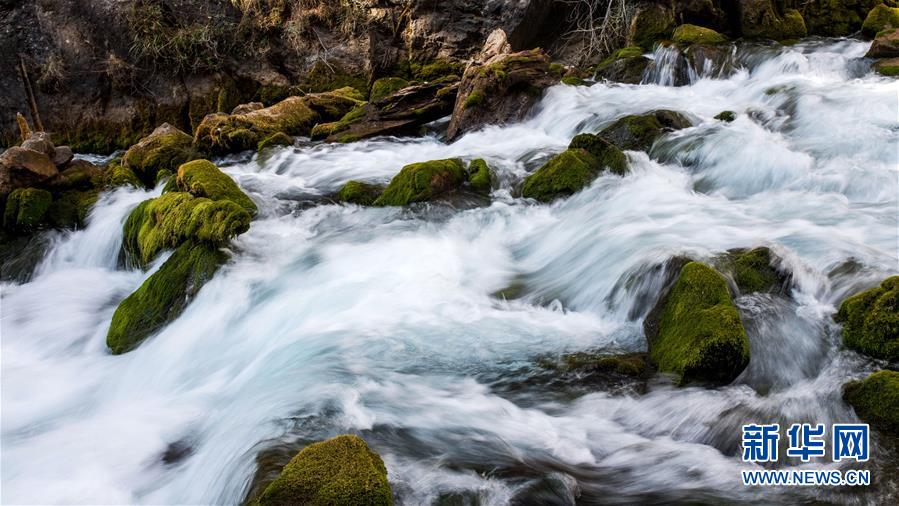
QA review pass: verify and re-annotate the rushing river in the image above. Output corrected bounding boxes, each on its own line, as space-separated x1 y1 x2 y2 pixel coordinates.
2 39 898 504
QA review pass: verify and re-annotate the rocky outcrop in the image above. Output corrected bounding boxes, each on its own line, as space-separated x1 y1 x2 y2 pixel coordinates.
254 435 392 506
446 30 560 140
843 370 899 435
643 261 750 385
835 276 898 361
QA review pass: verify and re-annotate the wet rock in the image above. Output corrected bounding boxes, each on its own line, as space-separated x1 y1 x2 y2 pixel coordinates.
257 132 293 152
123 123 196 187
51 145 74 167
725 247 791 295
336 181 384 206
835 276 899 361
49 159 103 191
254 435 392 506
796 0 883 37
672 24 727 45
867 28 899 58
174 159 257 214
447 30 559 141
874 56 899 76
715 110 736 122
370 77 411 102
843 370 899 435
735 2 807 40
45 189 99 230
862 4 899 38
0 147 59 197
467 158 493 193
107 242 227 354
522 134 627 203
543 351 653 379
643 261 750 385
628 1 676 50
106 163 142 189
592 47 651 84
373 158 466 206
599 110 692 152
3 188 52 232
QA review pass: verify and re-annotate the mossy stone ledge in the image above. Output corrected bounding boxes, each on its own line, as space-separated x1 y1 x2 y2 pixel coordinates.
843 370 899 435
672 24 727 45
106 242 227 355
122 123 195 187
336 181 384 206
644 262 750 385
373 158 466 206
835 276 899 361
254 435 392 506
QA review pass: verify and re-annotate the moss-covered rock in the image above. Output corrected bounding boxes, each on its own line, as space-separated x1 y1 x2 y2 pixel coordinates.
843 370 899 435
797 0 883 37
255 435 392 506
738 3 807 40
45 189 99 229
593 47 651 84
874 56 899 76
257 132 293 152
336 181 384 206
310 105 368 141
552 351 652 378
106 242 226 354
370 77 410 102
522 134 627 203
106 163 143 188
172 160 257 215
123 123 195 187
568 134 629 174
467 158 493 193
599 110 692 152
628 2 676 49
862 4 899 38
373 159 466 206
645 262 750 385
835 276 899 361
123 192 251 266
3 188 52 231
561 76 588 86
715 110 736 122
728 247 790 294
672 24 727 45
867 28 899 57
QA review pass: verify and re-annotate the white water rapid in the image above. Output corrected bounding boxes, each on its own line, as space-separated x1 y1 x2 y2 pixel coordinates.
2 39 898 504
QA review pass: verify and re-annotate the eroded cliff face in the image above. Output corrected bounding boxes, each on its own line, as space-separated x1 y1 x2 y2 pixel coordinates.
0 0 575 152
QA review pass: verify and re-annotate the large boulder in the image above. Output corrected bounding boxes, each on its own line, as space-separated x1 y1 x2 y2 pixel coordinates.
643 261 750 385
373 158 466 206
867 28 899 57
628 1 676 50
835 276 898 361
446 30 560 140
0 147 59 197
174 160 257 215
123 123 195 187
522 134 627 203
735 1 807 40
862 4 899 38
599 110 692 152
254 435 392 506
843 370 899 435
106 242 227 354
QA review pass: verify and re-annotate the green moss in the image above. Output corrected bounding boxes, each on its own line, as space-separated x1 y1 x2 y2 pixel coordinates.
311 104 368 140
561 76 587 86
863 4 899 37
568 133 628 175
123 124 195 187
835 276 899 361
336 181 383 206
370 77 410 102
174 160 257 215
467 158 492 193
410 59 463 81
106 242 226 354
731 247 786 294
556 351 651 377
672 24 727 45
3 188 52 231
257 132 293 152
464 90 485 109
255 435 391 506
843 370 899 435
107 163 143 188
650 262 750 384
155 169 173 186
122 192 251 266
875 57 899 76
373 158 466 206
781 9 809 39
715 110 736 122
630 4 675 49
521 149 600 203
45 190 99 229
195 97 318 155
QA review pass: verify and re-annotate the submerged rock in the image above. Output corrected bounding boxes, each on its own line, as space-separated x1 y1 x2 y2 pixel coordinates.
3 188 52 232
336 181 384 206
373 158 466 206
867 28 899 58
715 110 737 122
0 146 59 197
672 24 727 45
447 30 559 140
644 262 750 385
835 276 899 361
599 110 692 152
123 123 195 187
862 4 899 38
843 370 899 435
106 242 227 354
522 134 627 203
726 247 791 295
254 435 392 506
